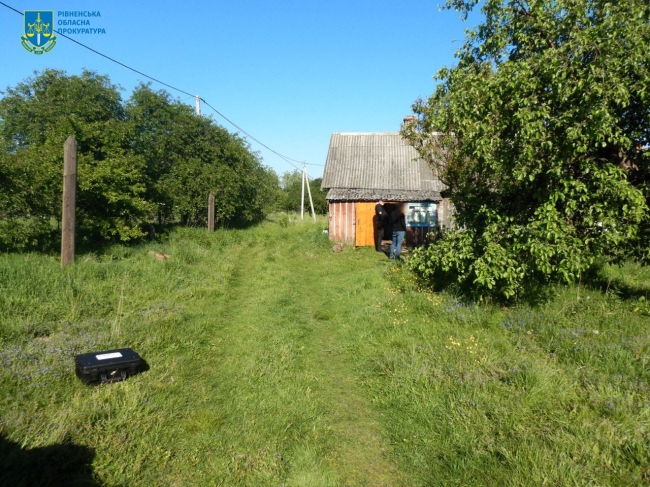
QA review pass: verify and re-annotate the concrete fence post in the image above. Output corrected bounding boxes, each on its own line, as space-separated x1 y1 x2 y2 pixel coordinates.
61 135 77 267
208 192 215 232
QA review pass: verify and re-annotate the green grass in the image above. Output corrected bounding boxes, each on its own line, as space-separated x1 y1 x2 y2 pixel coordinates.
1 219 649 486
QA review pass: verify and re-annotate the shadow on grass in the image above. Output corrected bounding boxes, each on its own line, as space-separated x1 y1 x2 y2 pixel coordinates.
74 218 274 255
406 268 558 307
0 217 272 256
407 261 650 307
580 264 650 301
0 435 104 487
74 223 177 255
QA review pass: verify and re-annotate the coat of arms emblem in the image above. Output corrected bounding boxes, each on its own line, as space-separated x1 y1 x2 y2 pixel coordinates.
22 11 57 54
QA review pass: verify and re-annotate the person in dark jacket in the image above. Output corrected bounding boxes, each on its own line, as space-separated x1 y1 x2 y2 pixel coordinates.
389 203 407 260
375 200 389 252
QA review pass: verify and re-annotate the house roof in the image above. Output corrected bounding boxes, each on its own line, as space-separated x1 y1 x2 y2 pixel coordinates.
321 132 446 201
325 188 442 201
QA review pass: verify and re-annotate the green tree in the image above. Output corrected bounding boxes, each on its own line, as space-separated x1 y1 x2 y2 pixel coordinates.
0 72 282 251
308 178 328 215
127 84 280 227
0 69 150 249
279 170 328 214
404 0 650 298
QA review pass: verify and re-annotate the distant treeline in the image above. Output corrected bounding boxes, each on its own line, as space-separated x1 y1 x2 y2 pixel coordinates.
0 69 326 252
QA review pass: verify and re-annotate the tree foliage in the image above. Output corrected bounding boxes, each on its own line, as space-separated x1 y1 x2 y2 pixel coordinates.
127 85 279 227
278 170 328 215
0 70 281 250
404 0 650 298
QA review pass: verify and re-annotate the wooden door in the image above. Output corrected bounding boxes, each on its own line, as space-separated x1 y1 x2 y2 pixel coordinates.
355 202 376 247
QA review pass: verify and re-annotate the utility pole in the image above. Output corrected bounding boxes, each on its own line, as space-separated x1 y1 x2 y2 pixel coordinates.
300 162 305 220
305 163 316 222
195 95 201 116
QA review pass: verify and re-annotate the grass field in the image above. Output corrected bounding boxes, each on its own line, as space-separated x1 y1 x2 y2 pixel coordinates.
1 217 649 486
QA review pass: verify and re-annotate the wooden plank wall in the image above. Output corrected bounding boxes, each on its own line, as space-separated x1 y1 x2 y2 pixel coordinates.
329 199 454 246
328 202 356 244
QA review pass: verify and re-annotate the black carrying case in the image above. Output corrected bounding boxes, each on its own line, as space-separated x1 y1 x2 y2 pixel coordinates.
75 348 142 385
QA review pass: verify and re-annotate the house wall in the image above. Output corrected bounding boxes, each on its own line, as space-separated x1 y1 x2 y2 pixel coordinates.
406 227 435 247
437 198 455 229
328 202 356 244
329 199 455 247
405 201 437 247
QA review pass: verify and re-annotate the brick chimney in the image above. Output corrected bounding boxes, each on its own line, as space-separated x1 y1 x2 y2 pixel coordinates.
402 115 417 129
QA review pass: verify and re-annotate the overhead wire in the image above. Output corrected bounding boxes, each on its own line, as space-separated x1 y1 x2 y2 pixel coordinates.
0 1 324 173
0 2 195 98
200 99 316 179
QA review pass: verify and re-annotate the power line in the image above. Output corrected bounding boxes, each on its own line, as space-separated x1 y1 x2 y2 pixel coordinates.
200 99 316 179
0 2 195 98
0 1 324 171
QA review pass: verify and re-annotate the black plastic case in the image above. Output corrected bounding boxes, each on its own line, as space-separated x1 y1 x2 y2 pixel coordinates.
75 348 142 384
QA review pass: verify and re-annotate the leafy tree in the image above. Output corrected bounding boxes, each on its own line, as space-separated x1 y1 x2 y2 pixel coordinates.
278 170 328 214
0 72 282 251
0 69 150 249
127 84 280 227
307 177 328 215
280 170 303 190
404 0 650 298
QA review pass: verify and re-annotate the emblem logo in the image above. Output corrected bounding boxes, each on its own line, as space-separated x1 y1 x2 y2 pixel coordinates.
22 11 57 54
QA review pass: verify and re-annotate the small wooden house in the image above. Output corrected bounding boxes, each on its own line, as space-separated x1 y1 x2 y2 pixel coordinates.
321 131 453 247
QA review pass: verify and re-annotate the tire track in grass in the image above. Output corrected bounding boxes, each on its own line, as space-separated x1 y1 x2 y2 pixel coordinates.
284 246 405 487
185 231 405 485
171 237 336 485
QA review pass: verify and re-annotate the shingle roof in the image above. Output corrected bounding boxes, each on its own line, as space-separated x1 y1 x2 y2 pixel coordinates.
321 132 446 201
326 188 441 202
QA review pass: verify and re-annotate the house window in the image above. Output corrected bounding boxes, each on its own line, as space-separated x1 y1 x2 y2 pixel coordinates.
406 202 437 228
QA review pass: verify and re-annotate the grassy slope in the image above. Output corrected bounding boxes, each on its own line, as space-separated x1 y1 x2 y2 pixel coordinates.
1 220 649 486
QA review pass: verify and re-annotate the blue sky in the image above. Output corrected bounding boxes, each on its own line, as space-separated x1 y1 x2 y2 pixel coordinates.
0 0 479 178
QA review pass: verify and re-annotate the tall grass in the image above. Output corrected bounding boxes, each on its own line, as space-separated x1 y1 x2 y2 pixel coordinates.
356 265 650 486
1 218 649 486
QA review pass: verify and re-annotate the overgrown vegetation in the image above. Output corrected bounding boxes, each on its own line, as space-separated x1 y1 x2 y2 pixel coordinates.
0 69 281 251
1 222 649 485
404 0 650 298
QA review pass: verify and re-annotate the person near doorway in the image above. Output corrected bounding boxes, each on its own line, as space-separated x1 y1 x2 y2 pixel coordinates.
390 203 406 260
375 199 389 252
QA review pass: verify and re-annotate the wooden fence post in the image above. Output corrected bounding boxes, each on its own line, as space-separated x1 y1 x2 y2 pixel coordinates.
61 136 77 266
208 192 215 232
